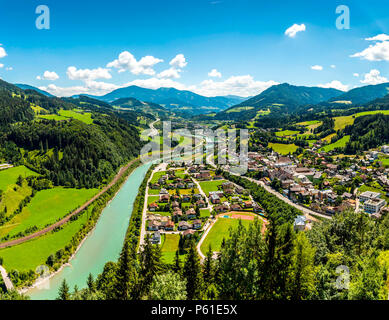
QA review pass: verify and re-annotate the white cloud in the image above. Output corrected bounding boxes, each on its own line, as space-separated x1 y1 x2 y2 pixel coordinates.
365 34 389 42
37 70 59 81
0 46 6 59
285 23 306 38
351 40 389 61
330 65 336 69
318 80 349 92
40 80 120 97
169 54 187 69
360 69 388 85
67 66 111 81
157 54 188 79
311 65 323 71
0 64 3 68
353 73 359 77
107 51 163 75
193 75 278 97
157 68 181 79
5 67 12 71
208 69 222 78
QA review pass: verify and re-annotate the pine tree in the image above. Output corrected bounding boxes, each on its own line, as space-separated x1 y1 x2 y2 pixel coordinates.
87 273 96 293
115 241 135 300
203 245 214 285
57 279 71 300
173 250 181 275
139 235 162 298
183 240 203 300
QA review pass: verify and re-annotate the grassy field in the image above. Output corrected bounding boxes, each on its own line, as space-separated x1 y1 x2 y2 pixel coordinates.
200 208 210 218
322 133 337 143
161 233 181 264
200 217 251 254
0 187 98 238
333 110 389 131
320 136 350 152
297 120 321 126
150 171 167 184
275 130 299 137
199 180 226 196
0 213 87 271
268 143 298 155
0 166 39 191
38 109 93 124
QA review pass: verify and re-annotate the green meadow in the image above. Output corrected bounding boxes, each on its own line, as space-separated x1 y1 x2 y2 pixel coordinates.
320 135 350 152
200 217 251 255
0 213 87 272
268 143 298 155
0 187 98 238
0 166 39 191
199 180 226 196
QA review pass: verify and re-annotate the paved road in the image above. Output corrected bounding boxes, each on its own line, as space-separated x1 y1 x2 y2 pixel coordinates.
244 177 331 221
0 265 14 291
0 158 139 249
138 163 167 251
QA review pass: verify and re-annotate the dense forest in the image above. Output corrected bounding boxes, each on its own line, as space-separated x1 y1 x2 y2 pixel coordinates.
344 114 389 154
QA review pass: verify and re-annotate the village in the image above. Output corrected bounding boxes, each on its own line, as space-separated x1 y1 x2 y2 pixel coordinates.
240 144 389 219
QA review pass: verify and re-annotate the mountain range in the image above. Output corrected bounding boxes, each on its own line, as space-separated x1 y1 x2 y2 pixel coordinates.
79 85 246 115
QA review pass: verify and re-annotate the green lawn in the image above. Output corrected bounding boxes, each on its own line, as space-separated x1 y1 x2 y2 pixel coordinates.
0 213 87 272
199 180 226 196
161 234 181 264
320 136 350 152
268 143 298 155
150 171 167 184
200 217 251 255
0 166 39 191
147 195 160 205
200 208 210 218
0 187 98 238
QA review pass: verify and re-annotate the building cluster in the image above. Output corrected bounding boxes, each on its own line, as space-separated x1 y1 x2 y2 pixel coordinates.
246 149 389 217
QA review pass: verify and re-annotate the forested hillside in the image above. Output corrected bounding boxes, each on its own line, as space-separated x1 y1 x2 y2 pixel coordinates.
344 114 389 154
0 80 143 188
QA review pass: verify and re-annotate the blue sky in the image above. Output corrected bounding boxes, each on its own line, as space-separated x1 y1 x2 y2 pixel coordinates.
1 0 389 97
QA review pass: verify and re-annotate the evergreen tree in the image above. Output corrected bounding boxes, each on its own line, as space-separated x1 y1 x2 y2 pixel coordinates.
57 279 71 300
183 240 203 300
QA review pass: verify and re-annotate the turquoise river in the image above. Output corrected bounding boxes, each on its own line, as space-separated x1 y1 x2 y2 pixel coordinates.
27 162 152 300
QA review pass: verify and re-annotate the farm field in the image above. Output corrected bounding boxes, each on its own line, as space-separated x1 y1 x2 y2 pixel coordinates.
320 135 350 152
200 217 252 255
268 143 298 155
0 166 39 191
199 180 226 196
38 109 93 124
0 187 98 238
275 130 299 137
0 212 87 272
